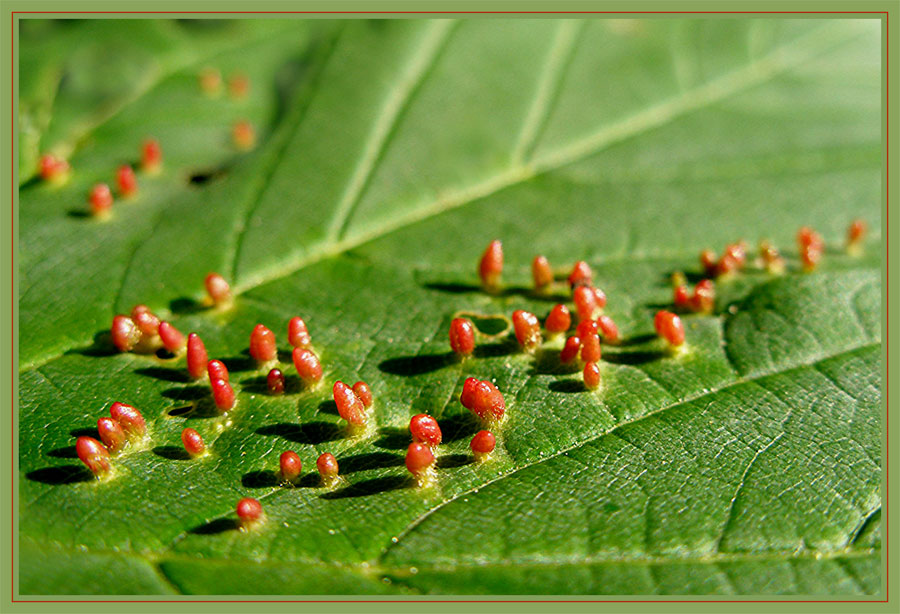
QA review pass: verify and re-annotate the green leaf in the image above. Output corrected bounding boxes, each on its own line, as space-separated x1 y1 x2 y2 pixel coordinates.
18 18 881 595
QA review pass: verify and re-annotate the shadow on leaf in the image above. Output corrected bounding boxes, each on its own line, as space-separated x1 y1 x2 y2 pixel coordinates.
135 367 190 383
67 330 117 359
256 421 342 445
320 475 413 499
548 379 585 394
241 470 280 488
373 426 409 450
189 518 240 535
152 445 191 461
46 445 79 459
26 465 94 484
436 454 473 469
439 412 479 444
378 353 453 377
339 451 404 474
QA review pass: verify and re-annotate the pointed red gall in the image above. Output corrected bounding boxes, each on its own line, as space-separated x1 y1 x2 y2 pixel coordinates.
39 153 70 182
848 219 867 247
76 436 111 476
597 315 620 344
130 305 160 337
722 242 746 270
109 402 146 439
89 183 113 216
700 249 718 276
460 379 505 423
478 239 503 291
545 304 571 335
460 377 479 409
333 381 366 427
449 317 475 358
181 427 205 457
655 310 685 347
249 324 277 363
674 285 691 310
207 359 229 383
759 240 786 274
317 452 339 484
97 417 126 454
228 72 250 99
204 272 231 306
592 287 607 309
691 279 715 314
116 165 137 198
580 333 601 363
568 260 592 288
158 321 186 353
111 315 141 352
409 414 442 448
512 310 542 351
186 333 209 380
232 119 256 150
236 497 263 526
797 227 824 271
352 381 373 408
573 285 598 322
406 442 435 480
560 335 582 363
583 361 601 390
470 430 496 460
141 138 162 173
211 378 235 412
280 450 301 482
293 348 323 385
288 316 311 348
532 255 553 291
576 318 598 339
267 368 285 395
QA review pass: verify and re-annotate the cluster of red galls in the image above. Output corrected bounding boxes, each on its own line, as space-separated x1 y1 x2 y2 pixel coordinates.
74 402 147 477
450 240 687 392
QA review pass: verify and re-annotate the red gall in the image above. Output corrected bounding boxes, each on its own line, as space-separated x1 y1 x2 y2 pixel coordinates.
405 442 435 485
560 335 582 364
39 153 70 182
280 450 301 483
580 333 601 363
532 255 553 291
211 378 235 412
76 436 111 477
249 324 277 363
111 315 141 352
204 273 232 306
109 402 146 439
228 72 250 99
573 285 599 322
592 287 607 309
847 219 867 254
654 310 685 348
89 183 113 217
460 378 505 423
207 359 229 383
141 139 162 173
758 240 785 274
583 361 601 390
232 120 256 150
512 310 542 352
352 381 373 409
333 381 366 427
158 321 186 353
797 227 824 271
181 427 206 457
567 260 592 288
317 452 339 485
116 165 137 198
545 304 571 335
288 316 311 349
478 240 503 291
700 249 718 277
470 430 496 461
293 348 323 385
236 497 263 527
186 333 209 380
449 317 475 358
97 417 126 454
409 414 442 448
575 318 598 339
267 368 285 395
130 305 160 337
691 279 715 314
198 67 222 95
673 285 691 310
722 242 746 270
597 315 620 344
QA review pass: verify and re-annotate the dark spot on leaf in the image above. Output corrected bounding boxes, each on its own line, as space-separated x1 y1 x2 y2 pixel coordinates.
373 426 409 450
169 297 205 315
320 475 412 499
155 348 177 360
436 454 473 469
152 445 191 460
241 374 303 395
135 367 190 383
603 350 665 365
67 330 117 358
69 427 98 438
46 446 79 459
241 470 280 488
338 452 404 474
618 333 658 347
548 380 585 394
65 209 91 219
221 355 256 373
256 421 342 445
26 465 93 484
167 405 195 418
189 518 240 535
187 167 228 186
378 353 453 376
